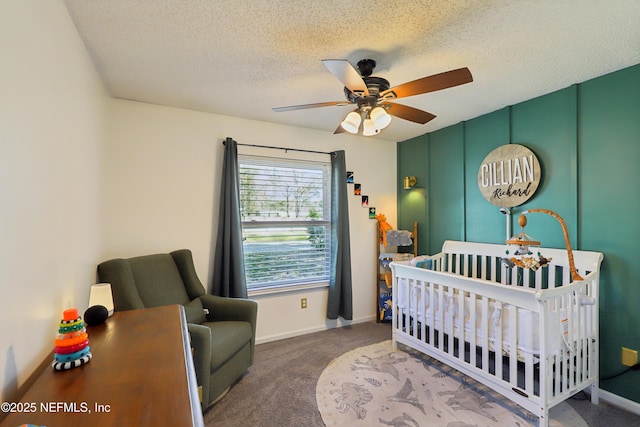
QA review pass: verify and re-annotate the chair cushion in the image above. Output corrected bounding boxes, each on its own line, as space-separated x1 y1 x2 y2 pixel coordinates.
204 321 253 371
184 298 207 324
128 254 191 307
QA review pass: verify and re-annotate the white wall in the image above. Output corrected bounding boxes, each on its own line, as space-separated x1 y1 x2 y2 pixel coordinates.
104 99 398 343
0 0 108 400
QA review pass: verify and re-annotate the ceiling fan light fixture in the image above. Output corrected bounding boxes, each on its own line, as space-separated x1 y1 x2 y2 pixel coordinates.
370 106 392 130
362 118 379 136
340 111 361 134
273 59 472 136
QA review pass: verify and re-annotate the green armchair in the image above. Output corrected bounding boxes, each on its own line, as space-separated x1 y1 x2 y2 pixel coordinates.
97 249 257 410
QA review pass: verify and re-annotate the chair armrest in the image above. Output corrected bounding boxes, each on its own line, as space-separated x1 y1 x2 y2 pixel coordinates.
198 295 257 325
199 295 257 365
187 323 211 406
199 295 258 365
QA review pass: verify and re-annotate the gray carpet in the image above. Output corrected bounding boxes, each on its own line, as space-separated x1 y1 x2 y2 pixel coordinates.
204 321 640 426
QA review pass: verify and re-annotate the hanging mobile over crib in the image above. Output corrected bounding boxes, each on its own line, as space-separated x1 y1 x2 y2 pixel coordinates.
502 208 583 282
502 212 551 271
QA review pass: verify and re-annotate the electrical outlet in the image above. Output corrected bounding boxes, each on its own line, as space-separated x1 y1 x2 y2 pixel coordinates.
621 347 638 367
301 298 308 309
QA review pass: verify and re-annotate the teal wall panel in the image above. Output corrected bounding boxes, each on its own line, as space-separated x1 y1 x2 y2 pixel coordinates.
511 86 578 249
428 124 465 251
397 135 428 254
464 108 511 243
397 63 640 403
580 65 640 399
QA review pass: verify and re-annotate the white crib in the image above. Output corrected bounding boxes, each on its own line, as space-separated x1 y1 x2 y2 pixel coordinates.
390 240 603 427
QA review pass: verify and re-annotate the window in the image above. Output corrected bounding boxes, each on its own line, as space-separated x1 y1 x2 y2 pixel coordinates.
239 155 331 291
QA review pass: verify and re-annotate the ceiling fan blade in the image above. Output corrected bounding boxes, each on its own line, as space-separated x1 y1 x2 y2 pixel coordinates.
272 101 348 112
381 67 473 99
334 124 346 134
384 103 436 124
322 59 369 96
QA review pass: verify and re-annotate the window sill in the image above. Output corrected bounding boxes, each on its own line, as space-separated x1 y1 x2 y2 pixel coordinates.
248 281 329 297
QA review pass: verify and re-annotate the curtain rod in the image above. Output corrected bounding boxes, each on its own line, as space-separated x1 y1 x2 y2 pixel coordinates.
223 140 333 156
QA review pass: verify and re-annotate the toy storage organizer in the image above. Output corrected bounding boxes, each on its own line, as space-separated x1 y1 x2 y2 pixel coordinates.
376 221 417 322
390 240 603 427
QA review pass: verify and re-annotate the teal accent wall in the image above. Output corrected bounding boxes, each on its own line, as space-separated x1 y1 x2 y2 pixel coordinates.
397 63 640 403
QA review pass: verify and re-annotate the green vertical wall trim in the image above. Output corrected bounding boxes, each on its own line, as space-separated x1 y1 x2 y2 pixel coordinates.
575 83 582 249
397 63 640 404
425 133 430 255
510 105 513 144
461 121 467 242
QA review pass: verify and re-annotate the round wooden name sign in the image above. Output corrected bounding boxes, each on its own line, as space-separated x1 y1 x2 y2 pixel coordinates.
477 144 541 208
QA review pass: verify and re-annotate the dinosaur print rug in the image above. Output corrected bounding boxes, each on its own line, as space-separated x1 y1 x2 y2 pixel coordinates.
316 341 586 427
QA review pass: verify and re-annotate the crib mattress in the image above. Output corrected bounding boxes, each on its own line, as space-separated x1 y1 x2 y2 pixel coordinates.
395 279 568 358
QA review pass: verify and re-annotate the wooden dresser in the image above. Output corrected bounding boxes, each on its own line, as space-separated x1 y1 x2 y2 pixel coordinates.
1 305 204 427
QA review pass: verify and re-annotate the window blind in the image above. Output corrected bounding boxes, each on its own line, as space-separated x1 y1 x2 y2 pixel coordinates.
239 155 331 289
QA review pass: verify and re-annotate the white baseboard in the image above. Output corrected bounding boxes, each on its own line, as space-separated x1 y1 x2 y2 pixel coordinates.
598 388 640 416
255 314 377 345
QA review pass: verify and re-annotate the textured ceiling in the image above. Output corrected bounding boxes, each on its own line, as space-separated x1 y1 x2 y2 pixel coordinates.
63 0 640 142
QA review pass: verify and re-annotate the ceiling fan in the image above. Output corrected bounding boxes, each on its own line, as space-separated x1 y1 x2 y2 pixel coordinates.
273 59 473 136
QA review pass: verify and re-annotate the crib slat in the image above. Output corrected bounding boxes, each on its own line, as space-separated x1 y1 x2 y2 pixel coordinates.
438 285 445 353
457 290 465 361
562 267 570 289
501 262 508 285
480 256 488 281
472 254 479 279
575 291 585 384
535 266 543 289
494 301 503 382
462 254 469 277
403 279 410 342
524 352 535 395
446 287 454 357
551 298 562 397
548 265 557 288
399 279 405 333
481 297 489 372
510 265 518 286
551 347 559 397
508 305 518 389
419 280 426 346
559 294 570 393
523 267 531 288
469 292 477 368
567 293 575 390
411 280 418 344
430 283 437 349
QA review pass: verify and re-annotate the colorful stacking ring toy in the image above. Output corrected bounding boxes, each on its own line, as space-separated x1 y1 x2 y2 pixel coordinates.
52 353 92 371
54 346 91 362
52 308 92 371
54 339 90 354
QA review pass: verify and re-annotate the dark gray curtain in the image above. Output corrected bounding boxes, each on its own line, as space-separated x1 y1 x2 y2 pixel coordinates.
211 137 247 298
327 150 353 320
